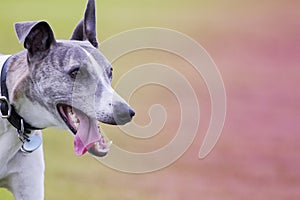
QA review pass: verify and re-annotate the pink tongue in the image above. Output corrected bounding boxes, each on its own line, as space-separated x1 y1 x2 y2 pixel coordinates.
73 112 101 156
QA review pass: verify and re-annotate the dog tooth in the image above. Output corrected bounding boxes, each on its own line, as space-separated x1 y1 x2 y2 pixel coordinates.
97 144 109 152
67 107 72 114
94 142 102 150
70 113 78 123
97 141 105 150
107 141 112 148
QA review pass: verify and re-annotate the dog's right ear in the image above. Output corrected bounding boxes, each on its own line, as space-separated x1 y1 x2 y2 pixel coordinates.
15 21 56 61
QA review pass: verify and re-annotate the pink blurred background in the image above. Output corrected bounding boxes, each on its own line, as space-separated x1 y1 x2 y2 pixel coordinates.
189 1 300 199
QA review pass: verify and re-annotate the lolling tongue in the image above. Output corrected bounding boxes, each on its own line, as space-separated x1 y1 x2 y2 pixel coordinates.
73 111 101 156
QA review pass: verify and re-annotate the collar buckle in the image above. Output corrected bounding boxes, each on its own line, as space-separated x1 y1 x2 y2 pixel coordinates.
0 96 11 119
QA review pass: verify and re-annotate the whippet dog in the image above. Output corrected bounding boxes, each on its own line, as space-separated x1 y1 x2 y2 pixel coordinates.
0 0 135 199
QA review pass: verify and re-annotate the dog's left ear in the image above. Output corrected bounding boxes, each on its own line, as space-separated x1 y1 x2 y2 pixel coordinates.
15 21 56 61
70 0 98 48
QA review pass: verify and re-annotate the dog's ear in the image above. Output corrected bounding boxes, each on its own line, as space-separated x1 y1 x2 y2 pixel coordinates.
70 0 98 48
15 21 56 61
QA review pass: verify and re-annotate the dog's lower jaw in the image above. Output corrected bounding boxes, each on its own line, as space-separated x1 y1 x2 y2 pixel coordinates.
88 139 112 157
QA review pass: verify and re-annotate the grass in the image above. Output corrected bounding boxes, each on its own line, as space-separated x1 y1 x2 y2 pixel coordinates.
0 189 13 199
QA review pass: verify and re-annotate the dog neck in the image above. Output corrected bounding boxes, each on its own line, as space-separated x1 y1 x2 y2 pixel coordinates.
0 54 41 132
1 52 60 130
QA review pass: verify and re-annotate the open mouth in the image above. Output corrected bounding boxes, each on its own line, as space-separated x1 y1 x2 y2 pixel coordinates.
57 104 112 157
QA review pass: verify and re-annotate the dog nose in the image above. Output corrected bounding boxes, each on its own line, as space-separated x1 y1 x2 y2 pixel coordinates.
129 108 135 118
113 102 135 125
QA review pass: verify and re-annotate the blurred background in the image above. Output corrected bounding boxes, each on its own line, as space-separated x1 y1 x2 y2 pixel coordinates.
1 0 300 199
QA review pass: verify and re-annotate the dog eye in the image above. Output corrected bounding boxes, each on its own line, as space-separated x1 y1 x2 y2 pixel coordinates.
108 67 113 78
69 68 81 79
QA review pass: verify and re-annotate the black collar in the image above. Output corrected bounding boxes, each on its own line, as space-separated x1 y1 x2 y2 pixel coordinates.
0 56 41 133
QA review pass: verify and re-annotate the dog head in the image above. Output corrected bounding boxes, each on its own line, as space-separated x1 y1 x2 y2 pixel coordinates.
13 0 134 157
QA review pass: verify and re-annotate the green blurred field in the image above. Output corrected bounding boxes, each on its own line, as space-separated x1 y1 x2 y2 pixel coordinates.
1 0 300 199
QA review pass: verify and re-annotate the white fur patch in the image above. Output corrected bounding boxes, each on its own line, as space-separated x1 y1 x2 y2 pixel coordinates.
0 55 11 70
16 97 61 128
